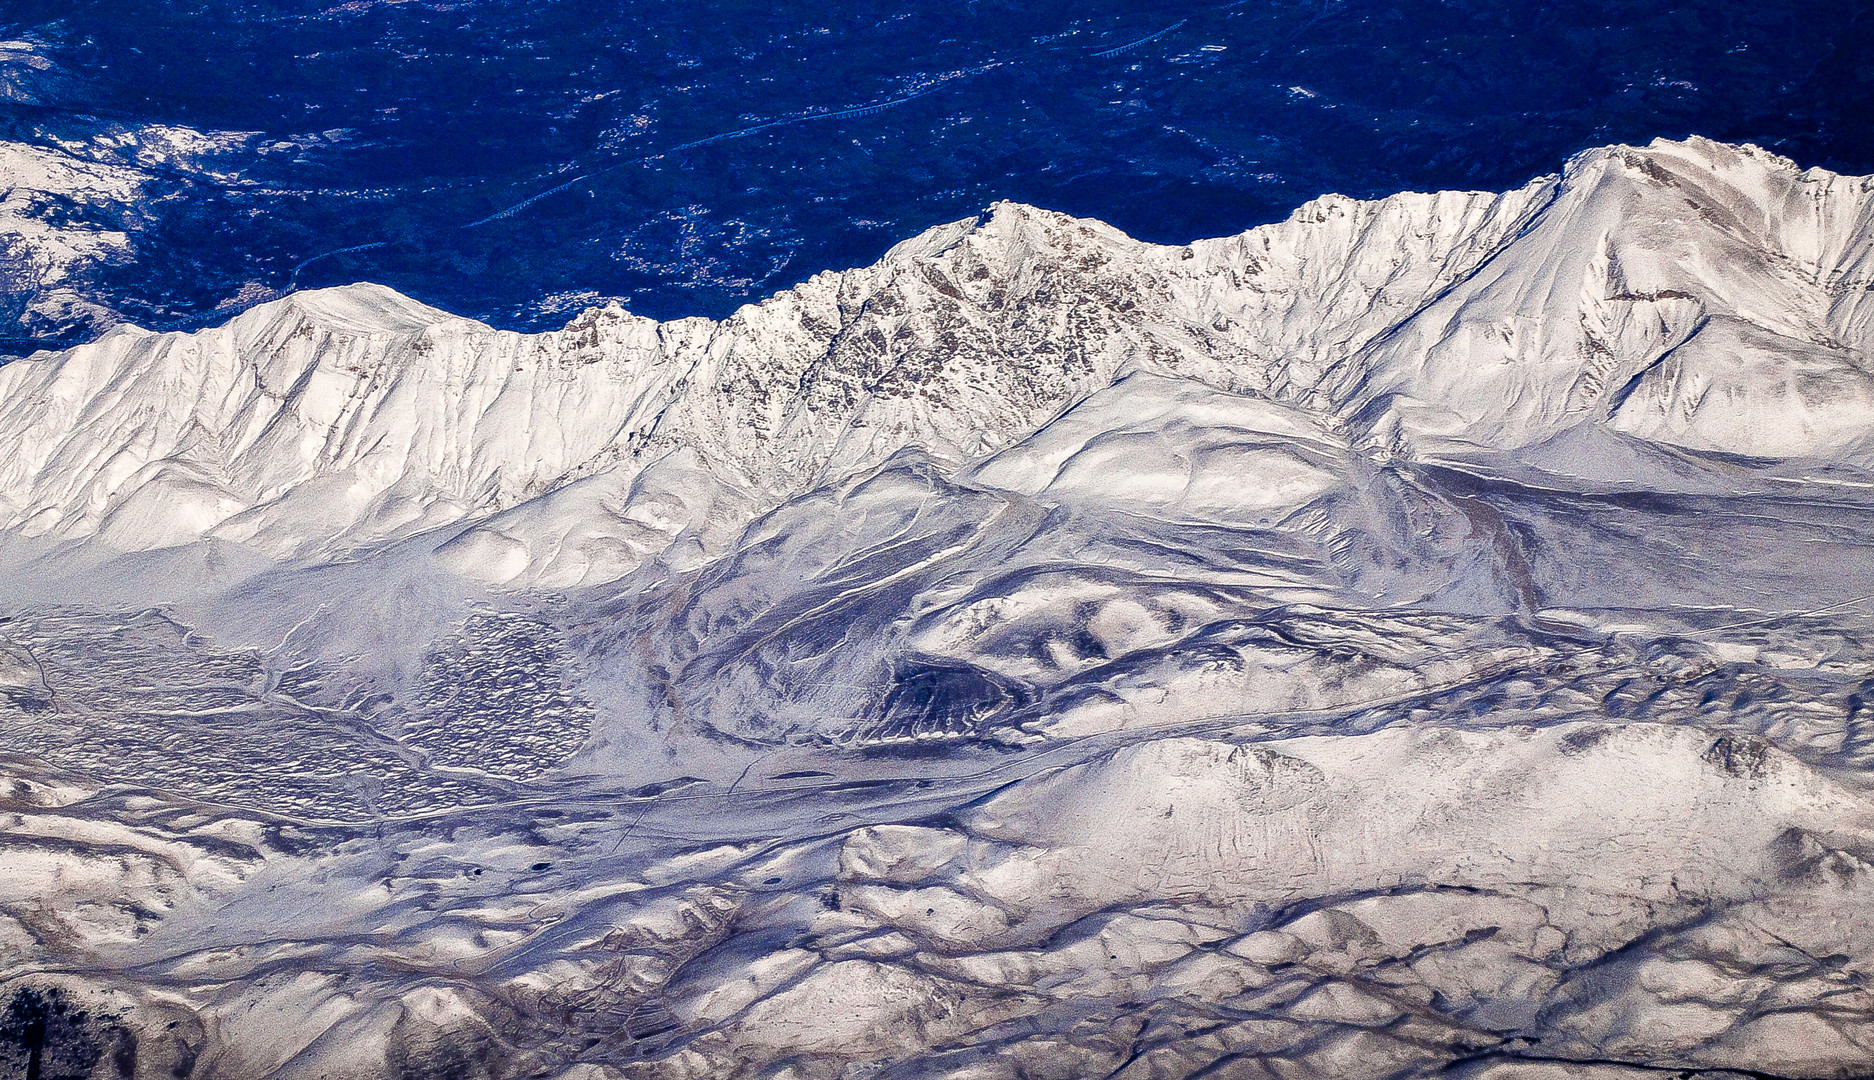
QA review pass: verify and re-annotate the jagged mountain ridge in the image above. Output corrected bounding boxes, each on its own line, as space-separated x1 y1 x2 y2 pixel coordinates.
2 137 1870 594
10 138 1874 1079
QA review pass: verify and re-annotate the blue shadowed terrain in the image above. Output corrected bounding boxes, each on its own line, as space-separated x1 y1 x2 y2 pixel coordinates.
0 0 1867 352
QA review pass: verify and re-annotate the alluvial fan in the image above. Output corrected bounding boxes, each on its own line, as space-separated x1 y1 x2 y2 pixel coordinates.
4 138 1874 1078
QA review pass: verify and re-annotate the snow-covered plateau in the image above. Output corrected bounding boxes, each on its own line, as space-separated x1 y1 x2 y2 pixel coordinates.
5 136 1874 1077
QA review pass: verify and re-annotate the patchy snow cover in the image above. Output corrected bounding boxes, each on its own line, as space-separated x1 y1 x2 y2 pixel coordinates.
0 119 321 347
0 141 144 337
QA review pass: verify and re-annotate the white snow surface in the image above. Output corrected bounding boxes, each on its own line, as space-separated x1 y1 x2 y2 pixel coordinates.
2 136 1871 584
6 138 1874 1079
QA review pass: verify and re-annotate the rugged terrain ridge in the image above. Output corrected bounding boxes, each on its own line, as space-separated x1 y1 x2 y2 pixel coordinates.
1 136 1869 588
5 137 1874 1079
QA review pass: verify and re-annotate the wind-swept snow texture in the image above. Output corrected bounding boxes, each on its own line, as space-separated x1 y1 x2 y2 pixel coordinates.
6 138 1874 1078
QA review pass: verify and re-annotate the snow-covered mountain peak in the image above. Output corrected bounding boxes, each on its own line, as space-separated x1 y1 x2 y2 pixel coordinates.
12 141 1874 1080
1 139 1871 584
249 280 463 335
1344 137 1874 460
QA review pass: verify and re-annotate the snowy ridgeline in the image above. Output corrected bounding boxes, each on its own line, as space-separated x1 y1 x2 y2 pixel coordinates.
5 137 1874 1079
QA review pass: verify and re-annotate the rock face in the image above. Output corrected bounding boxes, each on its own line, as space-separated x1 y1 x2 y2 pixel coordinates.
5 137 1874 1078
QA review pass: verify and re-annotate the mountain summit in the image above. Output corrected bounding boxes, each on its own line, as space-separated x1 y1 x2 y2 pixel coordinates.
5 140 1874 1080
2 138 1870 585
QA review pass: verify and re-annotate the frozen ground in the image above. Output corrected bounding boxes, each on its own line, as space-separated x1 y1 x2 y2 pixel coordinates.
4 138 1874 1077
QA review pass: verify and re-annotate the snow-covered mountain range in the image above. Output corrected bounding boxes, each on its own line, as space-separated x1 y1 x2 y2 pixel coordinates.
5 137 1874 1079
5 137 1871 574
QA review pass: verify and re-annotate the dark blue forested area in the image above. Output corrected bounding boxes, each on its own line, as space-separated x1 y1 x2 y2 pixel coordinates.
0 0 1868 352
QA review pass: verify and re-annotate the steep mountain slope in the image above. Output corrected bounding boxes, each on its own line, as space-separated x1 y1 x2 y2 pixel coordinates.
1345 140 1874 460
6 138 1874 1079
4 137 1869 589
